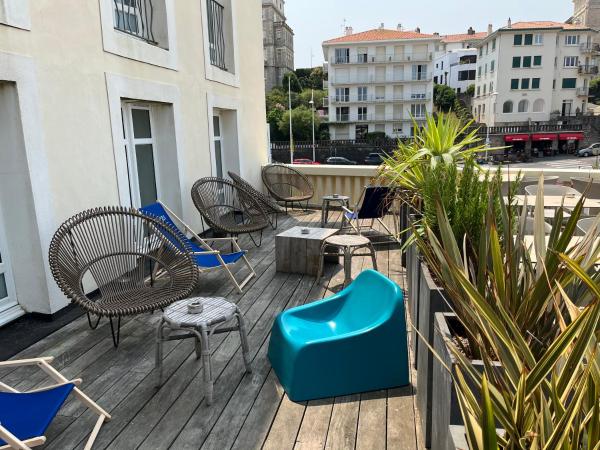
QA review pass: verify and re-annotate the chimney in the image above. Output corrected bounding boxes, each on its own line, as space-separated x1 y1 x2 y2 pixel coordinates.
397 23 403 31
433 32 440 37
379 22 385 30
487 23 493 35
415 27 421 33
467 26 475 35
507 17 512 28
344 26 353 36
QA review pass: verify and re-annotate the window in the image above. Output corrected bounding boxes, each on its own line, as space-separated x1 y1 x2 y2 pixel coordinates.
479 47 483 56
335 48 350 64
478 66 482 77
521 78 530 89
562 78 577 89
512 57 521 68
565 35 580 45
524 34 533 45
335 88 350 102
357 86 368 101
523 56 532 68
532 78 540 89
483 84 487 94
514 34 523 45
533 99 545 112
503 100 513 113
491 60 495 72
336 106 349 121
484 63 488 74
412 65 427 80
355 125 368 139
458 70 476 81
476 86 480 96
518 99 529 113
207 0 227 70
511 79 519 90
486 43 489 55
534 34 544 45
492 38 496 50
357 48 368 63
564 56 579 67
553 79 556 89
533 55 542 66
411 104 427 118
358 107 367 120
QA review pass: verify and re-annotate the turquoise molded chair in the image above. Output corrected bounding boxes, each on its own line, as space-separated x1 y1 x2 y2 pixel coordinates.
268 270 409 402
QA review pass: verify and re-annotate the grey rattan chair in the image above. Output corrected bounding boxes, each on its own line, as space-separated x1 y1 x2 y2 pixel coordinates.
228 171 284 229
48 207 198 347
191 177 270 247
261 164 314 212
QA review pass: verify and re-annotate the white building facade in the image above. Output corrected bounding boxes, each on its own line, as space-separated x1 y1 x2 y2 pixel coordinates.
473 21 598 126
0 0 268 324
322 28 440 140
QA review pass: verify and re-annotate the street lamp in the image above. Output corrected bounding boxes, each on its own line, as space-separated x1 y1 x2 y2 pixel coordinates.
309 89 316 163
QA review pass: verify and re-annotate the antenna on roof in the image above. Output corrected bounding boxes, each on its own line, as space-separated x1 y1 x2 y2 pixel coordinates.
341 18 346 34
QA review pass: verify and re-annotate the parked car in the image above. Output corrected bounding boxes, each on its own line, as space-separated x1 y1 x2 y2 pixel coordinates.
577 143 600 157
364 153 384 165
293 158 320 165
325 157 357 165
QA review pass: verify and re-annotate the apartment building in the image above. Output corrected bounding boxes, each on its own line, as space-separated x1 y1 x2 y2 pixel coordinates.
262 0 294 92
322 26 440 140
433 28 487 93
0 0 268 324
472 20 598 127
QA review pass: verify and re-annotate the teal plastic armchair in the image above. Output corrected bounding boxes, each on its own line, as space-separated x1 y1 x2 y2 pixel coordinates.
268 270 409 402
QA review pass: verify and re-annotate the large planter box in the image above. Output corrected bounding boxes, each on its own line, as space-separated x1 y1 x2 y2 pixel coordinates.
432 313 503 450
406 240 421 368
448 425 469 450
416 262 450 448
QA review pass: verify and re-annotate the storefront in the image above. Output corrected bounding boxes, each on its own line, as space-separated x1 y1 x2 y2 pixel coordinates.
531 134 557 157
504 134 530 160
558 132 584 154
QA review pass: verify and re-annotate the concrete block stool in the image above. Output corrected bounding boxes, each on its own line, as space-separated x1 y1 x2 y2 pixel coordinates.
155 297 252 405
317 235 377 287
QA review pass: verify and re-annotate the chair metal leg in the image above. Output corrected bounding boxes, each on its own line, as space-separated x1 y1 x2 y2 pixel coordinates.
316 242 327 279
369 243 378 271
87 313 101 330
237 311 252 373
155 319 166 387
109 316 121 348
200 328 214 405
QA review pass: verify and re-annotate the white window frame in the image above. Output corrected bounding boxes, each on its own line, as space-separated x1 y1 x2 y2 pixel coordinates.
357 106 367 121
534 34 544 45
564 56 579 67
411 103 426 118
357 86 368 101
335 48 350 64
565 35 580 46
335 87 349 102
121 103 162 208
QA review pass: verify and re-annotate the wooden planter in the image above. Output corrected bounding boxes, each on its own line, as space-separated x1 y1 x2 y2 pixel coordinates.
416 262 450 448
432 312 503 450
406 240 421 368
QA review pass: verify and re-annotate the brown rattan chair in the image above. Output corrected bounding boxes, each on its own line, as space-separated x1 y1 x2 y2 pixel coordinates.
191 177 270 247
261 164 314 212
48 207 198 347
228 171 284 229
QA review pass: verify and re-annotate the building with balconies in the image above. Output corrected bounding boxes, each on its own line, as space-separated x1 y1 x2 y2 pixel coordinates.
262 0 294 92
472 20 599 128
322 26 440 140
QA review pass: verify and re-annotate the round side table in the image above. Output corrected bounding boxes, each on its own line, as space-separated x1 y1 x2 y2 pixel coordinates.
321 195 350 227
317 234 377 287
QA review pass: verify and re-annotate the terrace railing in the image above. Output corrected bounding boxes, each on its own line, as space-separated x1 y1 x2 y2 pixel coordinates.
113 0 157 45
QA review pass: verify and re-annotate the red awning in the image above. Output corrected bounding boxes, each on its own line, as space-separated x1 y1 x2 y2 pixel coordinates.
531 133 558 141
559 132 584 141
504 134 530 142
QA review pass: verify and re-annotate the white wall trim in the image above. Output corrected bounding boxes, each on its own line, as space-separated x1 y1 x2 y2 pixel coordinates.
200 0 241 87
105 72 186 212
98 0 178 70
0 0 31 30
0 51 58 314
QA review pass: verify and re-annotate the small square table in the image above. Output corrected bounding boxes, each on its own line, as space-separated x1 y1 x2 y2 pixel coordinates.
276 227 339 275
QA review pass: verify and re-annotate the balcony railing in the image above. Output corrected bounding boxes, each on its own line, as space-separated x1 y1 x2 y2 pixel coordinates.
329 114 426 123
580 42 600 53
329 74 431 85
331 53 433 65
577 87 590 97
113 0 157 45
206 0 227 70
328 94 431 103
578 64 599 75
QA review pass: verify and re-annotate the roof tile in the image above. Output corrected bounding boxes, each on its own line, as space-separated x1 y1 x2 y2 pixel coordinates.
323 28 436 44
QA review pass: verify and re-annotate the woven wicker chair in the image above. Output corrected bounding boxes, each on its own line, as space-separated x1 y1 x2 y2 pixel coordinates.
261 164 314 212
191 177 270 247
228 171 284 229
48 207 198 347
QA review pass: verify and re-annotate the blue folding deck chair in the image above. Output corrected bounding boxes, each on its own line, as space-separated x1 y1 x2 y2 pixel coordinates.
0 357 110 450
341 186 398 243
140 202 256 293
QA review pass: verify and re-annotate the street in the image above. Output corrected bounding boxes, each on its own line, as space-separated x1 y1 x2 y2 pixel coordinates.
491 155 600 171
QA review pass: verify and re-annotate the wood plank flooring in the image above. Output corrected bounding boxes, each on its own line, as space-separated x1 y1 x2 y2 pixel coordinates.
0 210 424 450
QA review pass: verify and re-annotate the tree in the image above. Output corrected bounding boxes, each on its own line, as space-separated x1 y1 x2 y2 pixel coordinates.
298 89 326 109
282 72 302 93
267 107 286 141
294 67 325 90
433 84 457 113
266 87 300 111
277 106 321 141
589 77 600 104
466 84 475 97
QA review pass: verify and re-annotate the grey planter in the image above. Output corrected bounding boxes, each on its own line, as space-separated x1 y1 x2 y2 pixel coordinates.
432 312 503 450
416 262 450 448
406 241 421 368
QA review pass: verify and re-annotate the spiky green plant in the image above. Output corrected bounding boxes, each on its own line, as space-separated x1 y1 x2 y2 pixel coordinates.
416 177 600 449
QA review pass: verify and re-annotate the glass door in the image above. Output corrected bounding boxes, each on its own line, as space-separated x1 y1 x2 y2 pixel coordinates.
122 104 159 208
213 115 224 178
0 217 20 326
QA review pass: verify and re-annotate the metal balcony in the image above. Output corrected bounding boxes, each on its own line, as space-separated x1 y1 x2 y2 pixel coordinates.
576 87 590 97
578 64 599 75
331 53 433 65
113 0 158 45
580 43 600 53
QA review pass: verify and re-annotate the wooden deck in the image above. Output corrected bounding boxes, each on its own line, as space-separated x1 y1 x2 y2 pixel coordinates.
0 210 424 450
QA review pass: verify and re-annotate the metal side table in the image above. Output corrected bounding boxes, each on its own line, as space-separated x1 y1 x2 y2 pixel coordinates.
156 297 252 405
321 195 350 227
317 234 378 287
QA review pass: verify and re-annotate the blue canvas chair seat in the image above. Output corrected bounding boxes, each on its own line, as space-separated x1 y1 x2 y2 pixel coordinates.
140 202 256 293
0 357 110 450
268 270 409 402
341 186 398 243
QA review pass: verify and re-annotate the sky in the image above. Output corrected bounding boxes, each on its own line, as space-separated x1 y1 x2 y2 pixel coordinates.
286 0 575 68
